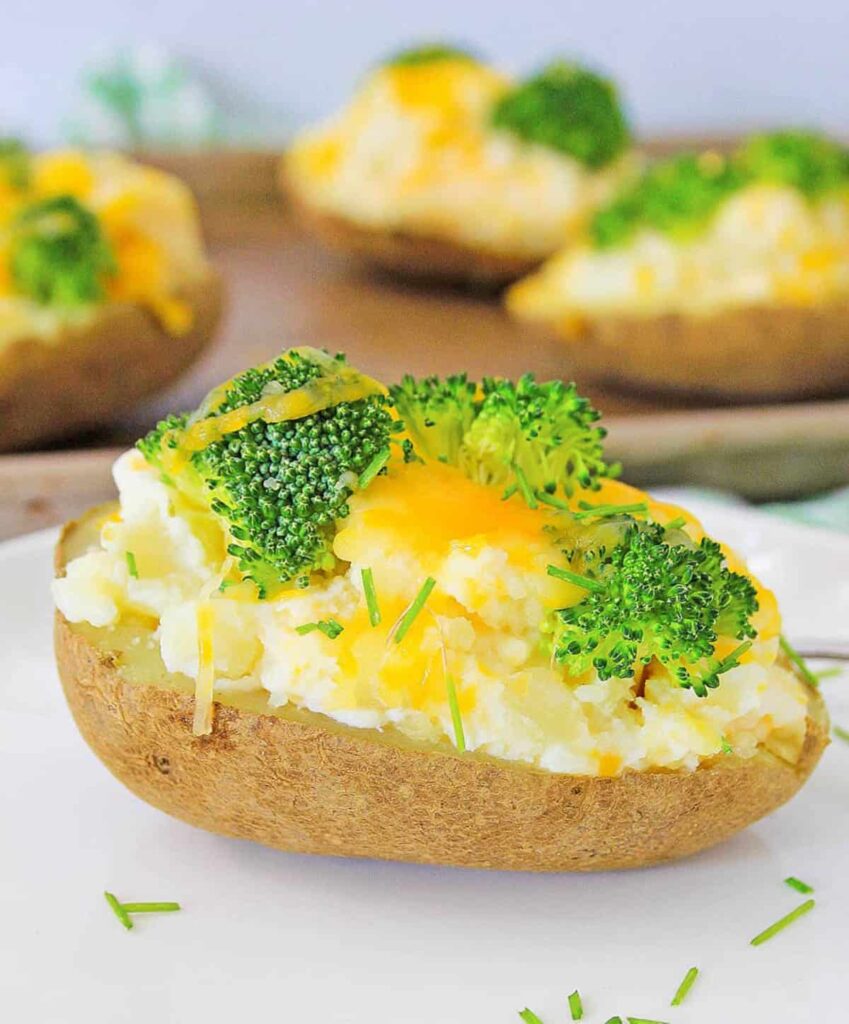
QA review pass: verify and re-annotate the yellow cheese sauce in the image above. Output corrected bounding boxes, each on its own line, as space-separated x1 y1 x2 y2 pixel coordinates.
53 449 808 775
508 183 849 326
286 58 636 259
0 150 210 349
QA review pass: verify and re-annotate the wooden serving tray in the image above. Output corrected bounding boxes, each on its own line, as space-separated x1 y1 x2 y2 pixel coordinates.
2 148 848 542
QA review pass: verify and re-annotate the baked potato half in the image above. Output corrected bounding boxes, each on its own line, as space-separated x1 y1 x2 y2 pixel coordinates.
283 49 636 287
52 348 828 872
0 147 223 449
508 132 849 400
55 520 827 872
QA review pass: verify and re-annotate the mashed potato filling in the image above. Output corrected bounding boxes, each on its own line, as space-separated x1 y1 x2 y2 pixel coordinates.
0 150 210 349
509 183 849 324
286 58 634 258
53 448 810 776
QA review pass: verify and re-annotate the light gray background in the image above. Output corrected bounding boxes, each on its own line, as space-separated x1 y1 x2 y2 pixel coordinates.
1 0 847 143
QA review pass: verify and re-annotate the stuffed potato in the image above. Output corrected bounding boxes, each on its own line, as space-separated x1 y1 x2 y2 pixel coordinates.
283 47 637 286
508 131 849 400
0 144 222 451
53 348 827 871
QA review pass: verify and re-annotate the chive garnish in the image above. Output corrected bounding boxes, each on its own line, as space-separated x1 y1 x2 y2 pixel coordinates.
603 1018 623 1024
815 666 842 681
535 491 570 511
665 515 687 530
573 501 649 520
361 567 381 627
750 898 815 946
833 725 849 744
218 579 236 591
296 619 344 639
627 1018 670 1024
779 635 818 687
121 901 181 913
784 877 814 895
518 1010 545 1024
358 448 390 490
720 736 733 754
502 484 518 501
670 966 699 1006
512 464 538 509
547 564 605 592
125 551 139 579
104 891 133 930
394 577 436 644
445 674 466 752
568 989 584 1020
714 640 752 675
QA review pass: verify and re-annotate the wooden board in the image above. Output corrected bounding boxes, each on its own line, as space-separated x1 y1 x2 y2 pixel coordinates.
2 148 849 541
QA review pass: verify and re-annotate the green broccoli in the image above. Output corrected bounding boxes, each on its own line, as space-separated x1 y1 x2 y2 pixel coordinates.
384 43 476 67
9 195 116 306
590 151 745 249
139 349 397 597
550 517 758 695
737 129 849 199
390 371 609 502
490 61 630 169
0 138 31 191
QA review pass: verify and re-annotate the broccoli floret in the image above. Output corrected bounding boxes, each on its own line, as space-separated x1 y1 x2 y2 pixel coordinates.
390 372 608 501
551 518 758 695
139 349 396 597
0 138 30 190
384 43 476 67
490 61 630 169
591 151 745 249
10 195 116 306
737 130 849 198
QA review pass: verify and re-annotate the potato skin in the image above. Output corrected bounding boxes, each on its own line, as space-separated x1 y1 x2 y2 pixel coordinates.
537 301 849 402
284 180 541 288
54 517 828 872
0 272 223 452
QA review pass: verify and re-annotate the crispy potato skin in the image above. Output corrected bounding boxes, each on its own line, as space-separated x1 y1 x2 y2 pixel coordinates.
537 301 849 402
54 516 828 872
284 179 541 288
0 272 223 452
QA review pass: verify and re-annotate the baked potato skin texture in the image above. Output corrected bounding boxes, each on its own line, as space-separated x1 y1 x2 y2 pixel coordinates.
285 182 541 288
0 271 223 453
54 517 828 872
539 300 849 402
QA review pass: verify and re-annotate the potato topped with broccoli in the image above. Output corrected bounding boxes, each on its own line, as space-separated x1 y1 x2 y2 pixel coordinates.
283 48 638 285
53 347 826 870
0 144 222 450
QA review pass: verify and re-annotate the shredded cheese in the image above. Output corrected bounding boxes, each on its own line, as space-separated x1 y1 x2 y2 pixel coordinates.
193 601 216 736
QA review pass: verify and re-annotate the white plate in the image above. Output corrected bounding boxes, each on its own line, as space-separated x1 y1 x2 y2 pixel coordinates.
2 505 848 1024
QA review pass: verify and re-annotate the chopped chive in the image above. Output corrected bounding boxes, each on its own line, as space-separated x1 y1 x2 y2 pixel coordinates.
518 1010 545 1024
815 666 843 680
445 674 466 752
720 736 733 754
394 577 436 644
361 567 381 627
627 1018 670 1024
779 635 819 687
670 966 699 1006
296 619 344 639
218 579 236 591
603 1018 623 1024
121 901 181 913
125 551 139 579
750 898 815 946
546 564 605 592
104 891 133 930
502 484 518 501
358 448 390 490
573 501 649 520
665 515 687 530
536 491 570 511
715 640 752 675
568 989 583 1020
512 464 538 509
784 877 814 895
833 725 849 744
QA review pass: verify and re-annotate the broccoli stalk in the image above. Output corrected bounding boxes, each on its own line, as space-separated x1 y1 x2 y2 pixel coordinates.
490 61 630 169
139 348 397 597
551 518 758 695
389 371 609 501
384 43 476 67
10 195 116 306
